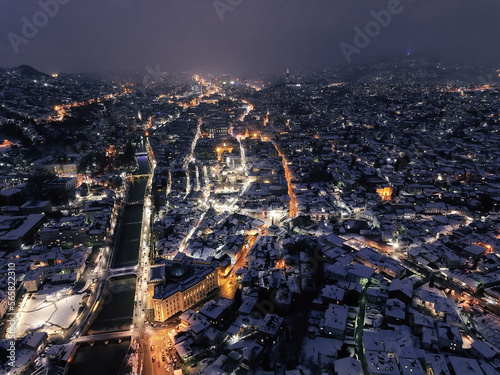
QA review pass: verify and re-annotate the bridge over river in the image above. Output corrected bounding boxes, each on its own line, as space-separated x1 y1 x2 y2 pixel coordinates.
73 330 132 344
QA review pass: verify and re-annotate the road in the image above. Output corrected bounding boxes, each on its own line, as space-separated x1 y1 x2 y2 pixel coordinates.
144 326 181 375
129 136 201 375
63 246 112 342
131 136 156 374
273 141 298 218
219 233 259 299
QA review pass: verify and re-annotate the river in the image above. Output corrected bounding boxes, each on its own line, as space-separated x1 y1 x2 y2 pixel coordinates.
111 148 150 268
67 338 131 375
68 144 150 375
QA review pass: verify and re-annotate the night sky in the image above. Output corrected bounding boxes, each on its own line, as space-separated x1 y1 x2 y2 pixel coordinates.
0 0 498 74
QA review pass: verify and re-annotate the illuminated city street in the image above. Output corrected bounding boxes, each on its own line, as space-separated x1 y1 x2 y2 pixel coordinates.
0 3 499 374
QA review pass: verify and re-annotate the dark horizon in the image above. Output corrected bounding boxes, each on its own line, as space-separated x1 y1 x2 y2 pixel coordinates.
1 0 499 75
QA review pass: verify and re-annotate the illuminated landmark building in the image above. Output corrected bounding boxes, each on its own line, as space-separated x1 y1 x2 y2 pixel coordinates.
147 253 219 321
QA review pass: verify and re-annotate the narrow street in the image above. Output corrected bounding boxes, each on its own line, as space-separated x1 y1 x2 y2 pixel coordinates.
355 285 369 375
273 141 298 218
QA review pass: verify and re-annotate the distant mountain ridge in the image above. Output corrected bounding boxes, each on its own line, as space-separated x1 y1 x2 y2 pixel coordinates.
11 65 49 78
343 57 490 85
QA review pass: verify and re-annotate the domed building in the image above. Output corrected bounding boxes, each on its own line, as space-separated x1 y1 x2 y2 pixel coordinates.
147 253 219 321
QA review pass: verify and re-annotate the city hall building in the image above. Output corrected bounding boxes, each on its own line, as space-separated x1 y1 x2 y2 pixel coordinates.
147 253 219 321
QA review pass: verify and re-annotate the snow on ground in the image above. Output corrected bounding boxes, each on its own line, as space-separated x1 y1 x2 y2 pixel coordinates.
124 339 140 375
15 286 85 337
473 312 500 349
301 337 343 367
